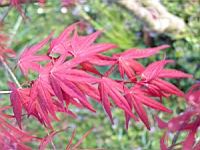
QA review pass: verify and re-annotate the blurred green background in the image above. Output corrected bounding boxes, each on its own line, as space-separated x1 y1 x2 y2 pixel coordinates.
0 0 199 149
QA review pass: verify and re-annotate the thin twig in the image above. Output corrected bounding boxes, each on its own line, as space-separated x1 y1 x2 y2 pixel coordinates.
0 12 23 88
46 129 57 150
0 90 11 94
0 58 21 88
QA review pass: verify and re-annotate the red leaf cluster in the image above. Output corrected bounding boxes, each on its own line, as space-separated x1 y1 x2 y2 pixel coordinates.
0 104 92 149
0 106 38 150
7 22 192 131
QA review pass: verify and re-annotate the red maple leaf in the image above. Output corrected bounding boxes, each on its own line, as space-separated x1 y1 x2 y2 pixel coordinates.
8 82 23 129
111 45 169 81
139 60 192 98
18 32 53 75
0 105 38 150
156 83 200 150
49 24 117 75
125 86 172 129
49 59 99 113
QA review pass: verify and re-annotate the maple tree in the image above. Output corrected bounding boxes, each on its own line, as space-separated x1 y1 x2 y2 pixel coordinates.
0 22 195 149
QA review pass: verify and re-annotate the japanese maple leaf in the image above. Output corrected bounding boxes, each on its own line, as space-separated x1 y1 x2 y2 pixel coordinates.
140 60 192 97
19 26 115 126
49 64 99 112
81 54 117 76
18 32 52 75
57 30 117 68
8 82 23 129
75 82 100 103
7 81 55 128
87 54 116 66
68 31 116 75
157 111 200 150
115 45 169 59
9 73 76 128
111 45 169 81
49 23 103 56
48 23 117 72
124 86 172 129
48 22 78 55
69 30 117 58
98 77 138 124
28 64 59 129
0 106 38 150
46 27 117 111
156 83 200 150
26 57 100 128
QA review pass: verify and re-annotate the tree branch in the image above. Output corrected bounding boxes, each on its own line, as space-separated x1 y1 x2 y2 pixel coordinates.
118 0 186 34
0 90 11 94
0 58 21 88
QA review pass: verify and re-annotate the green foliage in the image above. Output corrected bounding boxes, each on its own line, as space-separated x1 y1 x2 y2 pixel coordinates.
78 0 143 50
162 0 200 81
